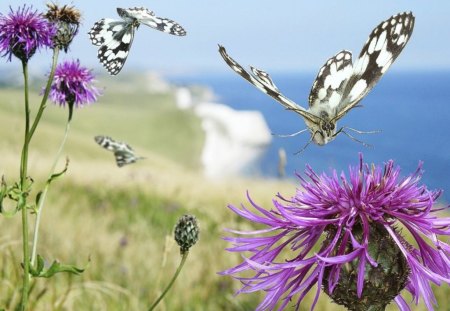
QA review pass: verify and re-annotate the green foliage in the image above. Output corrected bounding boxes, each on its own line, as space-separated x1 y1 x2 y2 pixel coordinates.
30 254 86 278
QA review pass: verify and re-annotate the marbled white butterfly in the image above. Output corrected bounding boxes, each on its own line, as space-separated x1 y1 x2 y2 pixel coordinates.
95 136 144 167
89 7 186 75
219 12 414 151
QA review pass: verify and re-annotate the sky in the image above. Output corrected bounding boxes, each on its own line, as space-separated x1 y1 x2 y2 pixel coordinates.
0 1 450 75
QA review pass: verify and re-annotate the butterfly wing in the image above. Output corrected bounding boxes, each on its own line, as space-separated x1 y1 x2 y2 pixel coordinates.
308 50 354 113
334 12 415 120
218 45 319 124
120 7 186 36
139 16 186 36
94 136 142 167
89 18 135 75
117 7 155 20
113 145 139 167
95 135 119 151
89 18 116 46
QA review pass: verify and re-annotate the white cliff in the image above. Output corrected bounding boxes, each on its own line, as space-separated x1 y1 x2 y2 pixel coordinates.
195 104 271 179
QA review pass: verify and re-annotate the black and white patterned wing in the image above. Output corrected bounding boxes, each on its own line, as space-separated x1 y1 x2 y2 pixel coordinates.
308 50 353 112
120 7 186 36
89 18 115 46
334 12 415 120
113 147 139 167
88 18 135 75
117 7 155 21
218 45 319 124
94 136 142 167
95 135 120 151
140 16 186 36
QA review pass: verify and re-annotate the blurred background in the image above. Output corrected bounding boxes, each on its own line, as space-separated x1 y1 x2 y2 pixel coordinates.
0 0 449 310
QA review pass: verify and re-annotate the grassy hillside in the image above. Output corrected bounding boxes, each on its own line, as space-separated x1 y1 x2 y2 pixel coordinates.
0 84 448 311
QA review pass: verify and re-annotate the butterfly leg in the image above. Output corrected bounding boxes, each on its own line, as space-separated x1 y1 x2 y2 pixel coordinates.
293 131 318 155
337 128 374 148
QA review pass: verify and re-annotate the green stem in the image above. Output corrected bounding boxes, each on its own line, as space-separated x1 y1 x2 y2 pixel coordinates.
148 252 189 311
31 105 73 266
18 48 59 311
19 59 30 311
28 48 59 141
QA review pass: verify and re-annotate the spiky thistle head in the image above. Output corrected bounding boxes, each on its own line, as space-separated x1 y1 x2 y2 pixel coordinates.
174 215 200 255
0 5 56 62
48 59 101 109
44 2 81 52
222 154 450 311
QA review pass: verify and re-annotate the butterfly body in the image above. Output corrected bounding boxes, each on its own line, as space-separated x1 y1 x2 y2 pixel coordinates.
304 110 337 146
219 12 415 148
89 7 186 75
95 135 144 167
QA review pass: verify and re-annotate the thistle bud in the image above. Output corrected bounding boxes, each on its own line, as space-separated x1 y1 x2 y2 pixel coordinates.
44 3 81 52
174 215 199 255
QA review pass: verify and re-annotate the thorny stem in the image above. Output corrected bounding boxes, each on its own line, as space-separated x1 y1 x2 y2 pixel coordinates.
148 252 189 311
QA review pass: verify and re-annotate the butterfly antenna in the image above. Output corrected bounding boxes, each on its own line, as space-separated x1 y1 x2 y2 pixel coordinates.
294 132 317 155
273 128 309 138
343 126 381 135
339 129 373 148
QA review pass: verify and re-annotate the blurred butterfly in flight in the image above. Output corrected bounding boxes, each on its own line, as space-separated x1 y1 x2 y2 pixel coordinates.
89 7 186 75
219 12 415 153
95 136 144 167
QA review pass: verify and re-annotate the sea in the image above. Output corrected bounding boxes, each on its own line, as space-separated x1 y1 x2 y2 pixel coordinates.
169 71 450 202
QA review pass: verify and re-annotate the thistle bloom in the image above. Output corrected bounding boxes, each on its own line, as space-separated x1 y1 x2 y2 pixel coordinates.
0 5 56 62
222 154 450 310
49 60 101 108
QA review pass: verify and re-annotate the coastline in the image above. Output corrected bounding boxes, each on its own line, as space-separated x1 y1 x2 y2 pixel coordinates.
175 86 272 179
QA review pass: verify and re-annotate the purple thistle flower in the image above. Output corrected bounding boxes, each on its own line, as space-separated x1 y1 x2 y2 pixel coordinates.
222 154 450 310
0 5 56 62
49 60 101 108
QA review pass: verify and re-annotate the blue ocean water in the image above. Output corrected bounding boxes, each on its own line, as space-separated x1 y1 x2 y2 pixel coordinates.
170 71 450 202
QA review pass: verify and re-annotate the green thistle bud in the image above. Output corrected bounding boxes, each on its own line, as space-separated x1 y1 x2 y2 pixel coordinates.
174 215 199 255
44 3 81 52
323 222 410 311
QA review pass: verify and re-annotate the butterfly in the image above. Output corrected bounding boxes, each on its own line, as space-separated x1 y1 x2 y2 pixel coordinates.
88 7 186 75
219 12 414 152
94 135 144 167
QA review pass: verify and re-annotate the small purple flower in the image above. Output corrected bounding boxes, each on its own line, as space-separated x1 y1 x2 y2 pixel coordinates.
49 60 101 108
222 154 450 310
0 5 56 62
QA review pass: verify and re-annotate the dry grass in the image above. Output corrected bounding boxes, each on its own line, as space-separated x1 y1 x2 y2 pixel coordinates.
0 86 447 310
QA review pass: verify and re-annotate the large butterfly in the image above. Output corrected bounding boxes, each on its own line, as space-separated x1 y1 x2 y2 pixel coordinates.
94 135 144 167
88 7 186 75
219 12 414 151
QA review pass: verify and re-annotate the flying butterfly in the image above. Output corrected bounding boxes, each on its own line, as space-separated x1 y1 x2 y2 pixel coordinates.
88 7 186 75
219 12 415 152
94 136 144 167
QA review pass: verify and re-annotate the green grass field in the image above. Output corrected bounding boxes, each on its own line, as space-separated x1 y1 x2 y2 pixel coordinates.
0 83 448 311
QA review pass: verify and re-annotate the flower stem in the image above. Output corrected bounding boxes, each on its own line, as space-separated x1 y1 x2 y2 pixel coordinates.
148 252 189 311
19 59 30 311
31 105 73 266
28 48 59 141
18 48 59 311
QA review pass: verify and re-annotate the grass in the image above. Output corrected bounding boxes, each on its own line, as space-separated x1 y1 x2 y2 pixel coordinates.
0 82 448 311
